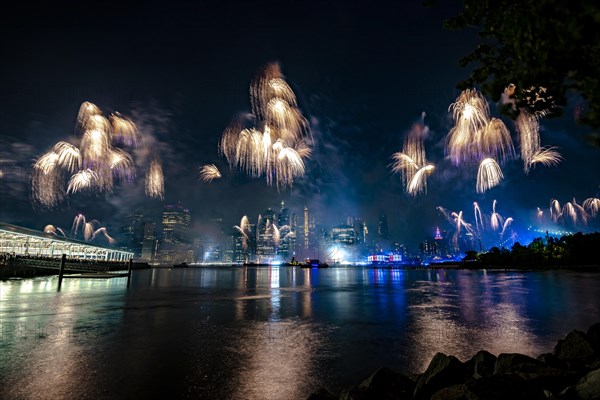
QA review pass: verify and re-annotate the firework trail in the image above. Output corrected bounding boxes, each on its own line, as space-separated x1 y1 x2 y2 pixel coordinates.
390 117 434 196
446 89 490 165
561 199 589 225
234 215 251 251
406 165 435 196
31 157 66 208
67 169 98 194
199 164 222 182
549 199 561 222
537 207 544 222
219 63 311 188
583 198 600 217
43 225 66 237
500 217 513 237
476 158 503 193
530 147 562 168
91 227 115 244
145 159 164 200
109 112 139 147
72 214 86 236
446 89 513 166
490 199 504 231
474 202 484 232
482 118 515 163
516 109 562 173
53 142 81 173
109 148 136 182
437 206 474 247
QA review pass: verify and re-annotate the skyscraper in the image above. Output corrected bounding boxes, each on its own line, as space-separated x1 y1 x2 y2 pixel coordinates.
121 211 144 257
141 222 157 262
378 212 389 241
304 206 309 249
159 202 192 262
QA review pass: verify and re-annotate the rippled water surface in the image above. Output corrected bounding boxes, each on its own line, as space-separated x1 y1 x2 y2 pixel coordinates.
1 267 600 399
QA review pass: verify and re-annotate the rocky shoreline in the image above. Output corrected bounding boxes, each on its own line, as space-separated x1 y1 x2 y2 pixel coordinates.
308 322 600 400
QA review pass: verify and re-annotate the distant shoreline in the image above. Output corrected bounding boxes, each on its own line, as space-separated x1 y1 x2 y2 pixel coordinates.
2 262 599 279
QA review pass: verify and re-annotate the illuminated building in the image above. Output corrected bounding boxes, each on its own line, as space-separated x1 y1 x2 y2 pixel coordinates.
331 224 356 245
304 206 309 249
121 211 144 257
159 202 192 262
0 222 132 261
141 222 157 262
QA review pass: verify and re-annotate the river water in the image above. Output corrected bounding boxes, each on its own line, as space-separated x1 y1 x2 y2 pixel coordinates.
1 267 599 399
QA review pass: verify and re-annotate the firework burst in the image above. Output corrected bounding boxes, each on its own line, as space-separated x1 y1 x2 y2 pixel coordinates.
476 158 503 193
516 109 562 173
490 200 504 231
550 199 562 222
31 101 154 208
199 164 222 182
67 169 98 194
145 159 164 200
390 117 434 196
583 198 600 217
220 63 311 188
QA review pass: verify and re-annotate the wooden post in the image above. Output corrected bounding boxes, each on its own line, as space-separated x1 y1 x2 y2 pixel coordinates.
127 258 133 287
57 254 66 291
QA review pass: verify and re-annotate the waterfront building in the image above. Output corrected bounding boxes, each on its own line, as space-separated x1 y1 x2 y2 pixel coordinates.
0 222 133 261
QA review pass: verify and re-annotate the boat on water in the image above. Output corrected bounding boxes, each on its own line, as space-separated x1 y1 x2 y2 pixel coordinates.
301 259 329 268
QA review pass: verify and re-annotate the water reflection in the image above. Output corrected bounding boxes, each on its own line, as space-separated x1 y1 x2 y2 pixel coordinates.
1 268 600 399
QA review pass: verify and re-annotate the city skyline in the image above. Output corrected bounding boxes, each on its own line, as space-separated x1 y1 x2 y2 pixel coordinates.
1 0 599 250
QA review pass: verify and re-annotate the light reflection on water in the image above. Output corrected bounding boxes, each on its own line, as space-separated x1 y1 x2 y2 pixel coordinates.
1 267 600 399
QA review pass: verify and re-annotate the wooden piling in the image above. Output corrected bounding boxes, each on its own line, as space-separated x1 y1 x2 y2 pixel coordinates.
57 254 66 291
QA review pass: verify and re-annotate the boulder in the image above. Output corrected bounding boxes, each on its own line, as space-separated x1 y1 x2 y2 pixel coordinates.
494 353 541 375
575 368 600 400
338 368 415 400
358 367 415 395
507 361 578 394
587 322 600 352
306 388 337 400
467 374 547 400
431 384 471 400
537 353 565 369
413 353 465 400
553 330 596 367
339 385 412 400
464 350 497 379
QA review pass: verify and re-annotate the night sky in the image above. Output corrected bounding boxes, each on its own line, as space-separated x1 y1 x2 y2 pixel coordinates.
1 0 599 249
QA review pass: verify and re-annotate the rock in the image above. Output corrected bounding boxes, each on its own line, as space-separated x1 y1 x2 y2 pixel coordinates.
358 367 415 395
338 368 415 400
306 388 337 400
339 385 412 400
587 323 600 352
553 330 596 367
494 353 541 375
465 350 497 379
508 361 578 394
575 368 600 400
537 353 565 369
467 374 547 400
431 384 471 400
413 353 465 400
